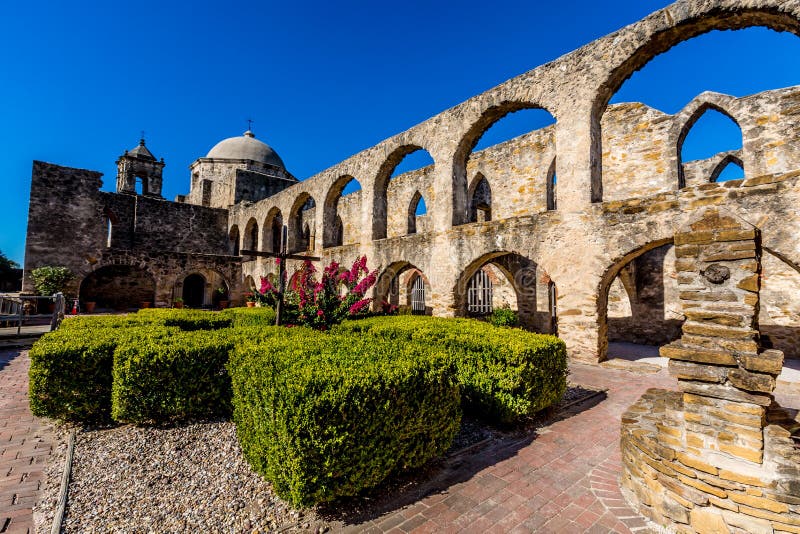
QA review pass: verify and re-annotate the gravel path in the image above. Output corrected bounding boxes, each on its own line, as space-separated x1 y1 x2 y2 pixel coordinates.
62 421 327 533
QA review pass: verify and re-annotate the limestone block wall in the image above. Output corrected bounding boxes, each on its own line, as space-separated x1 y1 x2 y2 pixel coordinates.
621 209 800 533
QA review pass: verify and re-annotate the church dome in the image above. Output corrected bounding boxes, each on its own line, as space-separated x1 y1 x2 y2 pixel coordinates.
206 130 285 168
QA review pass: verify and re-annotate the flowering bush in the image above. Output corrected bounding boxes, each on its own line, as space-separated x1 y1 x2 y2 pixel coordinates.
253 256 377 330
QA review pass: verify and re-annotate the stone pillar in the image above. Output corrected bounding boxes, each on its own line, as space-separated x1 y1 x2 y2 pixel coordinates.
620 208 800 533
660 208 782 465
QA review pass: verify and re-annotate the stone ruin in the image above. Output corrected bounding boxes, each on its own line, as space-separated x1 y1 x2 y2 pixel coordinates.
25 1 800 364
621 208 799 533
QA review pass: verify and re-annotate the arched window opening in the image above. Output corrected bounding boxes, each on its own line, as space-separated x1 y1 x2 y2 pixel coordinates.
546 159 557 211
454 105 555 226
272 217 283 252
710 156 745 183
323 176 361 248
102 207 118 248
679 108 743 186
600 27 800 200
407 192 427 235
135 176 145 196
409 274 427 314
244 218 259 252
468 175 492 223
289 194 316 253
228 226 240 256
373 146 434 240
468 269 493 315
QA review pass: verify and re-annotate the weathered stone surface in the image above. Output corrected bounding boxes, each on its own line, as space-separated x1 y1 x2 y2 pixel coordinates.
741 350 785 375
690 507 731 534
679 382 773 407
727 368 777 393
669 360 728 382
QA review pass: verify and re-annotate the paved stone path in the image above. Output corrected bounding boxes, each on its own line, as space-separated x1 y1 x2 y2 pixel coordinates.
0 349 55 534
340 362 678 533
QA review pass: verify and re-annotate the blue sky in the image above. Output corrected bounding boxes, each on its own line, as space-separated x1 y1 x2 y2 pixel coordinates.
1 1 799 265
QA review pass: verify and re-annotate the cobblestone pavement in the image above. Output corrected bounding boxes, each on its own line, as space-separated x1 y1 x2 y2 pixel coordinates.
339 362 679 534
0 349 55 534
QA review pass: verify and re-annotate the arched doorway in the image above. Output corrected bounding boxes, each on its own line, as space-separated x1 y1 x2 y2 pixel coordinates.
182 273 206 308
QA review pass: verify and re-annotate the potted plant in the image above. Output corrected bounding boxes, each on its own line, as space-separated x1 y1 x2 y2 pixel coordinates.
140 301 152 309
244 292 256 308
30 266 74 313
173 297 184 309
215 287 229 309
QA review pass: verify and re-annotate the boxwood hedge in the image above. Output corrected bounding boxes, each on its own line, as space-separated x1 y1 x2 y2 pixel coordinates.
334 316 568 424
112 329 236 424
29 325 179 422
229 333 461 506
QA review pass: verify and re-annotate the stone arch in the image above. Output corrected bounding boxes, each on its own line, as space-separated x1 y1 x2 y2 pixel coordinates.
372 145 434 240
244 275 256 292
375 261 432 314
288 192 316 253
182 272 206 308
324 175 360 248
228 225 240 256
79 264 156 311
454 251 556 333
596 237 676 362
243 217 259 252
467 173 492 223
709 153 744 183
453 101 555 225
263 207 283 253
591 5 800 199
173 268 232 309
407 191 427 235
546 158 557 211
673 94 743 188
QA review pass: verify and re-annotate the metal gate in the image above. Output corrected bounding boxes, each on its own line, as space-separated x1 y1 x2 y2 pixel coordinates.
468 269 493 315
411 275 426 314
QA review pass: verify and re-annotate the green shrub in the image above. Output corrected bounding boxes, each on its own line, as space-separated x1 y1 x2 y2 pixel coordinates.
220 306 277 327
335 316 567 424
29 326 178 421
30 265 74 296
229 333 461 506
488 307 519 328
111 329 236 424
134 308 232 331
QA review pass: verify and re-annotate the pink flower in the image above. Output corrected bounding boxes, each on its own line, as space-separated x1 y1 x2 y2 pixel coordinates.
317 310 324 317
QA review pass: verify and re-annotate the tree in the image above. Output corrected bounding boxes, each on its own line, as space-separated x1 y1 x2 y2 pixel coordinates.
0 249 19 277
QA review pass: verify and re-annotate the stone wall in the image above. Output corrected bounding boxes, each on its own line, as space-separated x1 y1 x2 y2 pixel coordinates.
620 209 800 533
23 162 240 307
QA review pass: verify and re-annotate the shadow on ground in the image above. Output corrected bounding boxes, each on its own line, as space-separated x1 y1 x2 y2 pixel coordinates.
316 387 608 527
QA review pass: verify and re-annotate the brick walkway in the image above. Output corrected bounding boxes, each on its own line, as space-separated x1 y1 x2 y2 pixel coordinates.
340 362 678 534
0 349 55 534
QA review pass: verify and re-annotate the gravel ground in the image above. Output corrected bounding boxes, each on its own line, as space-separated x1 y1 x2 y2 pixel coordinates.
61 421 327 533
51 384 602 532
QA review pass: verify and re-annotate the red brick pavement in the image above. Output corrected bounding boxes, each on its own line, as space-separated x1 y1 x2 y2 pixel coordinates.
0 349 55 534
340 362 678 533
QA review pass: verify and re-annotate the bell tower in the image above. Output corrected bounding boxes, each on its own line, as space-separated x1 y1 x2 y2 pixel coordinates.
116 137 165 197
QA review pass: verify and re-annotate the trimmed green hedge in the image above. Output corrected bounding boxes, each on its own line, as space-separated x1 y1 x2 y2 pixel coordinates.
112 329 236 424
220 306 277 327
334 316 568 424
29 326 179 422
135 308 232 331
229 333 460 506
